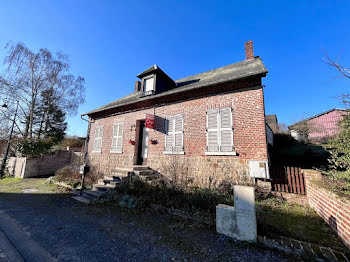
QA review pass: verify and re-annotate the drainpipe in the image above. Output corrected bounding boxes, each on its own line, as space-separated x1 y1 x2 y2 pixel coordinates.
79 114 94 196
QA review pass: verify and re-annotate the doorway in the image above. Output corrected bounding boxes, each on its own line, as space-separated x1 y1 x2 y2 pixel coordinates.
136 120 149 165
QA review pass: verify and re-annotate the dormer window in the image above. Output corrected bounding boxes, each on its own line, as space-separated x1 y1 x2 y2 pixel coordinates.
143 76 155 96
137 65 175 96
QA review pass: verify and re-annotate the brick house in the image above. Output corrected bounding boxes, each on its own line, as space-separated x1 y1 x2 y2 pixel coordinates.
289 108 347 142
82 41 270 189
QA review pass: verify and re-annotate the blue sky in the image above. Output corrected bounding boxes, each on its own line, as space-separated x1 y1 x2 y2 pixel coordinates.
0 1 349 136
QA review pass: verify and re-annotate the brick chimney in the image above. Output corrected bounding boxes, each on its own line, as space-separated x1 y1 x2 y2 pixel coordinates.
134 81 141 92
244 40 254 60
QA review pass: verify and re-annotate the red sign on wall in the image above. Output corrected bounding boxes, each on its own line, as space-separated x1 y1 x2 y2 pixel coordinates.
145 114 155 129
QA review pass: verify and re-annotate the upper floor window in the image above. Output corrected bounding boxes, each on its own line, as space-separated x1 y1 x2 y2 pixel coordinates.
143 76 155 95
111 121 124 153
92 126 103 153
206 108 235 155
164 114 184 154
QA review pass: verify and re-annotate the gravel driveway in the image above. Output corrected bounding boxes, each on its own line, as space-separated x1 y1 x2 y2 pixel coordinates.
0 185 299 261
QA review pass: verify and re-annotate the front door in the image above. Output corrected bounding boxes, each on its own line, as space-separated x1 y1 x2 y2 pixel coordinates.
137 121 149 165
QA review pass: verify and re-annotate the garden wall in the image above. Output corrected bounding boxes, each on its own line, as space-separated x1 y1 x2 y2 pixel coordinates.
304 169 350 249
6 150 72 178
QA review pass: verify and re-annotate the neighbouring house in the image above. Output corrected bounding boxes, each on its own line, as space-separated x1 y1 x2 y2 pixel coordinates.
82 41 271 188
289 108 347 142
265 114 279 133
265 114 278 147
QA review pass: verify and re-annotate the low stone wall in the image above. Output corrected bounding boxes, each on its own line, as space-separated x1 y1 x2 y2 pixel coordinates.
6 150 72 178
88 154 251 188
304 169 350 249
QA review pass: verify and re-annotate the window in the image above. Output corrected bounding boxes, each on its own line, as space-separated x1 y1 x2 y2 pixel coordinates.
143 76 155 95
164 114 184 154
206 108 235 155
92 126 103 153
111 121 124 153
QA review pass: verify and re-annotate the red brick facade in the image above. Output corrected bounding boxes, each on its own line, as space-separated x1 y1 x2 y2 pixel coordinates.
87 81 268 186
304 170 350 249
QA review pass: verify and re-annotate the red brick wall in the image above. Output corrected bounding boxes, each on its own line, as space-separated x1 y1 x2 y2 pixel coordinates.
304 171 350 249
87 85 268 184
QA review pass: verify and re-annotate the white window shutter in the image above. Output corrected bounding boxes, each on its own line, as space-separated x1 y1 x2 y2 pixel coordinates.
219 108 233 152
116 122 124 152
174 115 184 151
111 122 123 152
93 126 103 152
165 117 174 151
207 109 219 152
111 124 118 151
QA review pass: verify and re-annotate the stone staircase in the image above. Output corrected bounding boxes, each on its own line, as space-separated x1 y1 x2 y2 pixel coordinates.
73 165 159 203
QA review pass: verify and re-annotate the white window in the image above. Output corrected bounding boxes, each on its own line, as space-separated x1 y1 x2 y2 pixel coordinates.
143 76 154 94
164 114 184 154
206 108 235 155
92 126 103 153
111 121 124 153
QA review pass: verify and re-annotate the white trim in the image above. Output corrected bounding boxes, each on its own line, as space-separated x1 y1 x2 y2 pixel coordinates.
162 151 185 155
91 150 102 154
205 151 237 156
142 74 155 94
110 150 123 154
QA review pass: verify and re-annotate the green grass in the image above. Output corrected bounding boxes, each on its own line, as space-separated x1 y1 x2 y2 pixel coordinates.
0 176 64 194
257 198 348 251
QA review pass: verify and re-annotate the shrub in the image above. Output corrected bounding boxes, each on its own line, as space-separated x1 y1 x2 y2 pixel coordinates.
55 165 81 186
325 111 350 194
118 177 234 215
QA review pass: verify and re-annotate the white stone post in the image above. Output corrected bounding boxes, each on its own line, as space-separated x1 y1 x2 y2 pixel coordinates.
216 185 257 243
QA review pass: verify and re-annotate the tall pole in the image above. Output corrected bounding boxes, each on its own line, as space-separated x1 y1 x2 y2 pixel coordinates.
0 101 19 177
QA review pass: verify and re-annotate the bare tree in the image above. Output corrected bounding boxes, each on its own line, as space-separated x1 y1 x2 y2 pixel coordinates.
0 42 85 140
323 52 350 106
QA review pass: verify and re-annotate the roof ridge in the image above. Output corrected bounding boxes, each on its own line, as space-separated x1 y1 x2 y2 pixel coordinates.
175 57 261 82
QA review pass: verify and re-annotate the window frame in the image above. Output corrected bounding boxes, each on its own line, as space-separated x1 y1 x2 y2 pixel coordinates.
110 120 124 154
205 108 236 156
92 125 104 153
142 75 156 96
163 113 185 155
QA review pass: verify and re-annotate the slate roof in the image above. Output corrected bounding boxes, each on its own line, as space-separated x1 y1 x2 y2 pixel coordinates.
84 57 268 116
265 114 278 133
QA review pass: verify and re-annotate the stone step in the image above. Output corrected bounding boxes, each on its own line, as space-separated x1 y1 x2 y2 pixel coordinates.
132 165 150 171
111 167 133 173
104 174 128 181
133 170 154 176
82 189 105 200
98 179 120 187
92 184 115 192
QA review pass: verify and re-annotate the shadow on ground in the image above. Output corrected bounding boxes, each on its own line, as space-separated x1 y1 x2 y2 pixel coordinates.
0 192 296 262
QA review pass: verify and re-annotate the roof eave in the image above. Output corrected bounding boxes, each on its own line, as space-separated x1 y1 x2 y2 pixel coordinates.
84 71 267 117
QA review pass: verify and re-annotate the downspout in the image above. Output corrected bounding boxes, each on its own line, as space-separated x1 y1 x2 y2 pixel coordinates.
80 114 94 196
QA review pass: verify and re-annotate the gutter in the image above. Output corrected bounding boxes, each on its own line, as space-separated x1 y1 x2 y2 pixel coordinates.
83 72 267 118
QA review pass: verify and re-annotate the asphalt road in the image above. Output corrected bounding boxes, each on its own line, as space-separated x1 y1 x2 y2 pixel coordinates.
0 191 299 262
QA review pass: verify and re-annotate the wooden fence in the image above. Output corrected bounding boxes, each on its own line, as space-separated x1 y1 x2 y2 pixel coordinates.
270 166 306 194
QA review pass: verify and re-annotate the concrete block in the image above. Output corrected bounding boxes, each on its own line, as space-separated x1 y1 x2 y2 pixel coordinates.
234 185 257 242
216 204 235 238
216 185 257 243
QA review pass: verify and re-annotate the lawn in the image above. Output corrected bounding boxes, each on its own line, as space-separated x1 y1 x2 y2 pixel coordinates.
0 176 65 194
256 197 348 251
